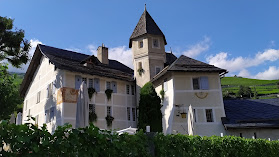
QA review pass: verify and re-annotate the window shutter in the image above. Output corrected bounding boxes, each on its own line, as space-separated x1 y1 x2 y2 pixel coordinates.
50 107 55 120
94 78 100 92
200 76 209 90
112 81 117 93
75 75 82 89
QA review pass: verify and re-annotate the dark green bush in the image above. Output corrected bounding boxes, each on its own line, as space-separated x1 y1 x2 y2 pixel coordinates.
154 133 279 157
1 121 279 157
0 121 150 157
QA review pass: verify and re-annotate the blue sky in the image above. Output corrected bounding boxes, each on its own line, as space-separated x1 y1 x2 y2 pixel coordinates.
1 0 279 80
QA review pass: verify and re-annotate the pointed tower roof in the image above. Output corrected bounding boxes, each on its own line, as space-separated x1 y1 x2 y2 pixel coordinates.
129 8 167 48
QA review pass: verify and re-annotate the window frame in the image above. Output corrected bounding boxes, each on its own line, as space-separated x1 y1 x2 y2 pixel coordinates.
155 66 161 75
107 106 112 116
89 78 94 88
37 91 41 104
205 109 214 122
132 108 136 121
127 107 131 121
106 81 111 90
126 84 130 95
152 38 160 48
192 76 209 90
82 77 87 85
138 40 143 48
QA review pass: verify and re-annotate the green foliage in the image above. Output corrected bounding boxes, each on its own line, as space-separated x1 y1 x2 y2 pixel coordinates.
221 77 279 86
88 87 96 99
0 121 150 156
138 82 162 132
221 77 279 99
1 121 279 157
105 89 113 101
0 16 30 68
154 133 279 157
159 89 165 101
0 64 23 120
237 85 253 98
137 68 144 76
89 112 97 122
105 115 114 127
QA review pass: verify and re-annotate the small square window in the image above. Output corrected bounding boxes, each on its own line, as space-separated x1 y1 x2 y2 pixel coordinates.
206 109 213 122
155 67 161 75
89 79 93 88
139 41 143 48
153 38 159 48
82 78 87 85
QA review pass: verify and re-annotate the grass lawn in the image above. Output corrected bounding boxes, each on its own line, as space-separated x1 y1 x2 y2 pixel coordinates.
221 77 279 98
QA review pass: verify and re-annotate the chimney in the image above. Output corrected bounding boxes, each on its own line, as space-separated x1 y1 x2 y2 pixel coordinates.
97 44 108 64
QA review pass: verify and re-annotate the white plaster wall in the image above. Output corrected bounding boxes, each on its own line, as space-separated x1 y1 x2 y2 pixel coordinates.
171 72 226 136
22 56 64 132
155 77 174 134
63 71 137 130
153 71 227 136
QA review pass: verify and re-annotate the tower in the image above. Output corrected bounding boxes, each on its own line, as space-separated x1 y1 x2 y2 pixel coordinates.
129 7 167 87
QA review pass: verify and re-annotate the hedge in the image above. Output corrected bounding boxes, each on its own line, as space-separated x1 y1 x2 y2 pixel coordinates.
154 133 279 157
1 121 279 157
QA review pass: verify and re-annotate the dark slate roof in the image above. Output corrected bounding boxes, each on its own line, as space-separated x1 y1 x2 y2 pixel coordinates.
223 99 279 129
151 55 228 82
20 44 134 97
129 9 167 48
165 52 177 66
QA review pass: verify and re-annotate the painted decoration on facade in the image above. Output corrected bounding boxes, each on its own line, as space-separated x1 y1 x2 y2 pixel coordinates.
57 87 78 105
194 92 208 99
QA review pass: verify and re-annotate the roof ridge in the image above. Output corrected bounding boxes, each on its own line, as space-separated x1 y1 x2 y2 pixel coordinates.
39 44 89 57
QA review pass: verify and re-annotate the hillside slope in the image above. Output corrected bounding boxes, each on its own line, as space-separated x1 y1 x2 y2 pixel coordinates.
221 77 279 98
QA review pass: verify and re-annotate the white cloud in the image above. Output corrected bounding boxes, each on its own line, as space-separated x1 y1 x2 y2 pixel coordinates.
238 69 251 78
254 66 279 80
182 36 210 58
86 44 133 69
7 39 42 73
87 44 97 55
206 49 279 73
108 46 133 69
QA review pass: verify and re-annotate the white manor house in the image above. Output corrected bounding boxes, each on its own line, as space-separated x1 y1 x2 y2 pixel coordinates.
20 8 279 139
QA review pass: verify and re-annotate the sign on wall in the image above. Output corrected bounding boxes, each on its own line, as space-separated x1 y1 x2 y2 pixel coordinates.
57 87 78 105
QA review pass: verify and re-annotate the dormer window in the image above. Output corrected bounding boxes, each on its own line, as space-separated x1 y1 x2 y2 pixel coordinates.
139 40 143 48
153 38 159 48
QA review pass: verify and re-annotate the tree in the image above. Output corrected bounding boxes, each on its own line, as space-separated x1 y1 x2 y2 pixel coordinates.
0 16 30 68
0 64 23 120
237 85 253 98
0 16 29 120
138 82 162 132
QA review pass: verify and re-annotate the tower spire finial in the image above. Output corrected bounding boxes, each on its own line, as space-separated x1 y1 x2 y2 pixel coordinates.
144 4 146 11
